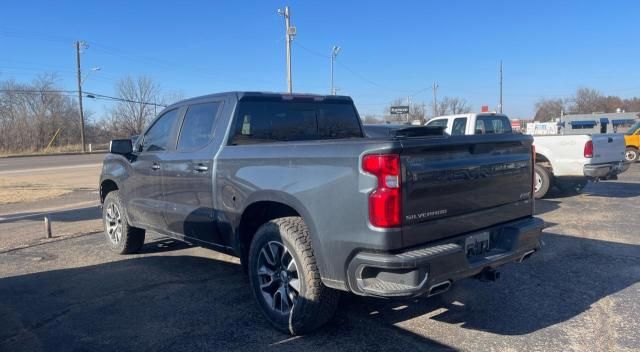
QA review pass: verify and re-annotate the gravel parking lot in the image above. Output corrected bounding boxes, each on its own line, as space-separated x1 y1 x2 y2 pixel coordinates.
1 164 639 352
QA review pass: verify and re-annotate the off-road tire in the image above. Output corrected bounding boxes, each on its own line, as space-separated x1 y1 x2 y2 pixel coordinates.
248 216 340 335
102 191 145 254
534 164 552 199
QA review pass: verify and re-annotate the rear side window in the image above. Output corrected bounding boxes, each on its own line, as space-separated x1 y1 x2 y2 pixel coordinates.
451 117 467 135
142 108 180 152
230 101 363 145
475 115 512 134
177 102 221 151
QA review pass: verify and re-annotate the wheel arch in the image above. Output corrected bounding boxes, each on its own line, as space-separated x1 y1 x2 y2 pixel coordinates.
100 178 119 204
235 193 319 270
535 152 554 172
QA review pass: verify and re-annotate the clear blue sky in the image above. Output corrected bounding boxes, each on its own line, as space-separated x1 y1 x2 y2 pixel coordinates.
1 0 639 121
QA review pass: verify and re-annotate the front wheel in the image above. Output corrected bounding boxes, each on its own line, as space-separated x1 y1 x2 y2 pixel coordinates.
248 217 340 335
102 191 145 254
625 148 639 162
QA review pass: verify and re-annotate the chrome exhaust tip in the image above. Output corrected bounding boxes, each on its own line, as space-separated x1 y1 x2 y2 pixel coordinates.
427 280 451 297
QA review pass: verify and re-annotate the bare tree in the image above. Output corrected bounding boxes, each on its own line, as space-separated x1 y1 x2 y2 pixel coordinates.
436 97 471 116
604 96 624 113
0 74 81 153
571 87 607 113
534 98 564 122
409 103 426 124
107 75 163 136
623 97 640 112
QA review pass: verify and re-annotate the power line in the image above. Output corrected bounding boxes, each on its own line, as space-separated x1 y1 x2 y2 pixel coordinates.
0 89 166 107
84 92 167 107
295 41 329 58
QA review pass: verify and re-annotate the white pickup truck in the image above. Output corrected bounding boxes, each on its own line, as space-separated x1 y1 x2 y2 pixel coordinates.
425 113 629 198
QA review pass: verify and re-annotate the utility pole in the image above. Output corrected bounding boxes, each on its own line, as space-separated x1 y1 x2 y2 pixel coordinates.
278 6 296 93
330 45 341 95
76 41 87 153
499 60 503 113
406 96 412 123
432 82 439 118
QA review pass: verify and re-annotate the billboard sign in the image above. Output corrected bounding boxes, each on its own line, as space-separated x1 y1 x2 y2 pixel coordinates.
390 106 410 115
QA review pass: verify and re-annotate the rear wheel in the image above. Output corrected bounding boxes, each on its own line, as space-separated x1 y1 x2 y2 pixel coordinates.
248 217 340 335
625 148 638 162
534 164 552 199
102 191 145 254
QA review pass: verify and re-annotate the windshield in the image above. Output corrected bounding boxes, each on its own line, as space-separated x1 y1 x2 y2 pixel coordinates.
627 121 640 135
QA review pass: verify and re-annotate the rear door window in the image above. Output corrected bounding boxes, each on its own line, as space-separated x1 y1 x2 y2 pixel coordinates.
230 100 363 145
475 115 512 134
177 102 221 151
142 108 180 152
451 117 467 135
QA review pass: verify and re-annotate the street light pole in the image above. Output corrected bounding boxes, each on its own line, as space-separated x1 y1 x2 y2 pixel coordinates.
278 6 295 93
76 41 87 153
330 45 341 95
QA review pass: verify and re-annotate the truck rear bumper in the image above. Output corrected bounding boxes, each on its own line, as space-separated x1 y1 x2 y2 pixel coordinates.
584 161 630 179
346 217 544 298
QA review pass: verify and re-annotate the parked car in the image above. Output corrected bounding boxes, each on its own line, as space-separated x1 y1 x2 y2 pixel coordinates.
100 92 543 334
424 113 629 198
624 120 640 161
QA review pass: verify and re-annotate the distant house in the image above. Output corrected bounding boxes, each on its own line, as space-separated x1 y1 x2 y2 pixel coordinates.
558 112 639 135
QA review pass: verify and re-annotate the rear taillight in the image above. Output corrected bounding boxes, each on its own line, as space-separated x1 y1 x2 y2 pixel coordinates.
362 154 401 228
584 140 594 158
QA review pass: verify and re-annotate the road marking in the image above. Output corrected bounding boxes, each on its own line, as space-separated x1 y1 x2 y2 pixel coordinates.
0 163 101 175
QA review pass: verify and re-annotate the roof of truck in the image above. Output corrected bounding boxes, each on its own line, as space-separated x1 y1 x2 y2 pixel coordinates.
166 91 353 109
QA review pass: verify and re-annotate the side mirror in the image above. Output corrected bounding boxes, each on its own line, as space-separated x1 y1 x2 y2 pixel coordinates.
109 139 133 155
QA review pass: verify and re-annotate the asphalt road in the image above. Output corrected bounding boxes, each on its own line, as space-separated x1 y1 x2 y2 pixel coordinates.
0 153 106 174
0 165 639 352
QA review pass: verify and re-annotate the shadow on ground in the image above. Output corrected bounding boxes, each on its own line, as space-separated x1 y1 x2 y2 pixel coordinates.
533 199 560 216
545 180 640 200
580 181 640 198
1 232 637 351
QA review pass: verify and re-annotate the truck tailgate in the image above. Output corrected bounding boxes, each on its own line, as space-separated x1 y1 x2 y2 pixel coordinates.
590 134 626 164
400 134 534 246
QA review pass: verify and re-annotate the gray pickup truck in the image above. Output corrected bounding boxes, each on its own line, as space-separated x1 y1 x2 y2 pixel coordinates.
100 92 543 334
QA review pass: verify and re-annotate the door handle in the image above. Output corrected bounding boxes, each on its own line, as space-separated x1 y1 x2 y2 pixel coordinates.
194 165 209 172
151 163 160 170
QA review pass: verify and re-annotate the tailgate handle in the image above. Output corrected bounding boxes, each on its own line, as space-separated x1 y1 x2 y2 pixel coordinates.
608 137 613 143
